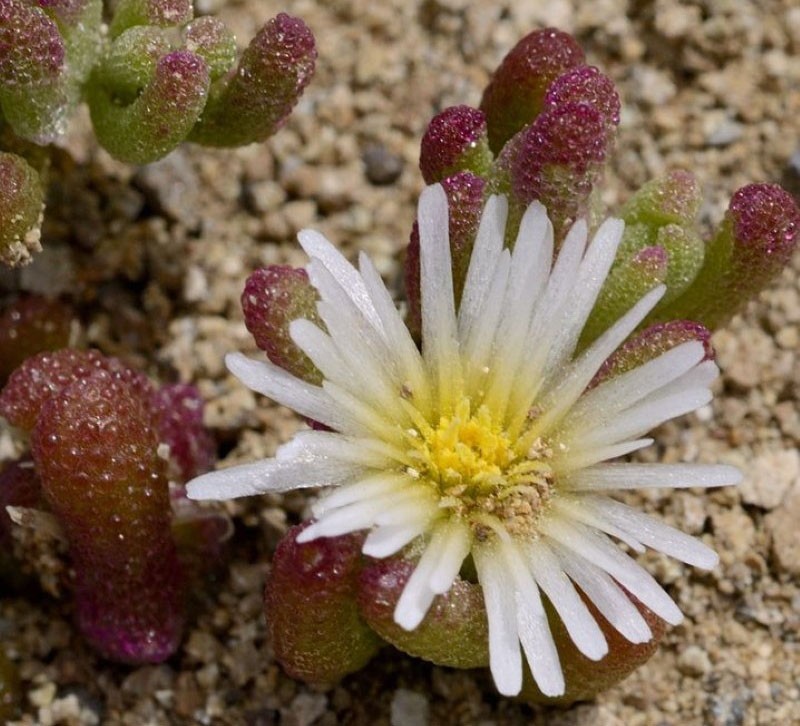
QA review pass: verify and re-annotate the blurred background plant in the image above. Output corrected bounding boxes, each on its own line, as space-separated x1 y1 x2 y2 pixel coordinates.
0 339 229 670
0 0 316 267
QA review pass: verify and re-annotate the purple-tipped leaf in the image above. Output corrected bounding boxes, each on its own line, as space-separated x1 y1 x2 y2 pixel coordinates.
480 28 584 153
151 383 215 482
0 0 67 141
621 170 702 228
38 0 94 26
189 13 316 147
419 105 492 184
542 66 620 137
265 524 381 684
31 371 185 664
0 0 64 86
509 102 607 238
580 245 669 348
183 17 237 80
241 266 324 384
0 348 154 431
657 183 800 327
109 0 193 38
88 49 210 164
592 320 714 387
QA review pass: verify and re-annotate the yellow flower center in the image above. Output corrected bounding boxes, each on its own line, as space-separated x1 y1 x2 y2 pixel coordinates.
405 397 553 537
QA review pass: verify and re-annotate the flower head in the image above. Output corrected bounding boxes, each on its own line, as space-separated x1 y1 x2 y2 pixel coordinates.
188 184 740 697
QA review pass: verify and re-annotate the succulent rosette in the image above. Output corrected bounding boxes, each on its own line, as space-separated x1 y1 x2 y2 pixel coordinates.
188 184 740 698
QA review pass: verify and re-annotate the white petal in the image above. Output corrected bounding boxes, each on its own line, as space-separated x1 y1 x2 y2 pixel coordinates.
577 386 712 449
582 495 720 569
563 341 706 431
458 194 508 339
289 319 352 388
462 250 511 387
553 438 655 473
563 463 742 491
186 457 357 500
281 429 406 470
358 252 433 416
483 203 553 410
507 201 553 314
473 543 523 696
428 521 471 594
310 267 410 424
322 380 404 441
553 497 646 553
309 264 392 372
373 496 438 527
393 527 450 630
418 184 460 413
226 352 345 430
507 220 588 419
498 539 564 697
549 540 652 643
301 500 392 540
657 359 719 394
539 217 625 385
525 285 666 436
299 486 426 542
298 228 383 332
362 522 428 558
541 517 683 625
526 540 608 661
312 472 412 515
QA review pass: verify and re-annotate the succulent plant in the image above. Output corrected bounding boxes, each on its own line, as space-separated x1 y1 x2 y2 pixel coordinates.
223 187 735 703
0 348 225 663
0 1 317 266
183 27 797 705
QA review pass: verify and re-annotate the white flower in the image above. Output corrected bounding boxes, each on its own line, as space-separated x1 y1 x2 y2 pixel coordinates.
188 184 740 697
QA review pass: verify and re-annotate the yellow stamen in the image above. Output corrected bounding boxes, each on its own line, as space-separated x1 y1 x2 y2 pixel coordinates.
404 395 553 537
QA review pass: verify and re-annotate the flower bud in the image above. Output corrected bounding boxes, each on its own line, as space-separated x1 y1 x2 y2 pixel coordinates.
509 102 607 238
592 320 714 387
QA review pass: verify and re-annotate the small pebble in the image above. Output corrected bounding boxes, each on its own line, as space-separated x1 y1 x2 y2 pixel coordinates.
678 645 712 677
390 689 429 726
363 145 404 185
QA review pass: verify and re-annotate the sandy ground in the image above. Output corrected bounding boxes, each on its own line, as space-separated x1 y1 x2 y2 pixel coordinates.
2 0 800 724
